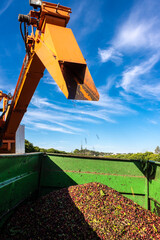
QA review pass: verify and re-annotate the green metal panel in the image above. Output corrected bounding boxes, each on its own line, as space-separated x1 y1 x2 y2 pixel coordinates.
0 152 160 228
149 180 160 201
42 171 146 194
123 194 146 209
0 153 42 227
0 172 39 214
149 163 160 201
40 154 160 215
149 162 160 215
40 155 148 209
150 199 160 216
0 154 40 182
43 155 145 177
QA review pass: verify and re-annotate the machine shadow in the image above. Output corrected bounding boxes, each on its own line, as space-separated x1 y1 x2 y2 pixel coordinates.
0 155 101 239
38 155 101 240
133 160 157 180
36 188 101 240
0 190 101 240
40 155 78 194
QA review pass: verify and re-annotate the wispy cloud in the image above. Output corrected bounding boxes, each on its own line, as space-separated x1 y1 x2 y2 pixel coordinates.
31 123 77 134
23 114 83 135
23 89 137 135
23 95 102 134
119 91 135 103
69 0 103 39
120 54 160 91
0 0 13 15
0 66 15 93
114 16 158 52
24 109 86 132
132 83 160 100
42 72 57 86
117 52 160 100
97 0 160 104
31 95 114 122
31 92 136 123
98 48 123 65
98 0 160 63
88 86 137 115
148 119 158 125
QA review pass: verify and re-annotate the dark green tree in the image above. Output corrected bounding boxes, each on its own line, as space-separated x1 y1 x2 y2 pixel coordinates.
25 139 66 153
155 146 160 154
25 140 36 153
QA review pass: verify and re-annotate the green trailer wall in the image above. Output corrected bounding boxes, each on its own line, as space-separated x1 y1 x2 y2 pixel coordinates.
40 154 160 215
0 153 41 226
148 161 160 216
0 153 160 227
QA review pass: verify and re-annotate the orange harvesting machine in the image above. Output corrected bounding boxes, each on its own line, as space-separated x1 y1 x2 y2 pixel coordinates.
0 0 99 153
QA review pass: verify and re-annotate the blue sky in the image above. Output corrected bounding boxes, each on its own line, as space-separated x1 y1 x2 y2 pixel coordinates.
1 0 160 153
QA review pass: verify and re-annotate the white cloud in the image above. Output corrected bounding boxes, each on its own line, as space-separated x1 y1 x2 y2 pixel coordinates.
97 0 160 102
114 17 158 51
24 117 82 135
43 79 56 86
69 0 102 39
42 71 62 95
102 76 116 92
98 47 123 65
0 67 15 93
69 0 87 23
132 83 160 100
23 95 106 134
88 87 137 115
42 72 57 86
98 0 160 63
119 91 134 103
148 120 158 125
121 54 160 91
0 0 13 15
24 89 137 135
117 52 160 101
31 95 115 122
23 109 85 132
32 123 76 134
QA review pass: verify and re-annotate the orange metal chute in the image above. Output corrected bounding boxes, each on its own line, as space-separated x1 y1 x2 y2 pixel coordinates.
34 7 99 101
0 1 99 153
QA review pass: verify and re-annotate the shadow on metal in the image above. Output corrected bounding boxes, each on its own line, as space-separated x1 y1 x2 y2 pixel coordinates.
133 160 157 180
0 152 160 232
0 155 101 240
39 155 78 196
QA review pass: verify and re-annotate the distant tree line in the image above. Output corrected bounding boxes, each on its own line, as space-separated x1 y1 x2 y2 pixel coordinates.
73 148 113 157
108 152 160 162
25 140 66 154
25 140 160 162
73 147 160 162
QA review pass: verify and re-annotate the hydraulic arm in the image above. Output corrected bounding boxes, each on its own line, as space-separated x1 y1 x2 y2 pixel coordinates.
0 1 99 153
